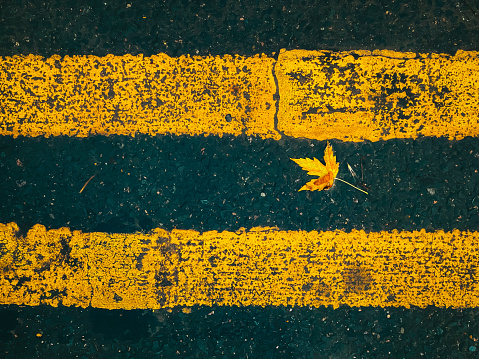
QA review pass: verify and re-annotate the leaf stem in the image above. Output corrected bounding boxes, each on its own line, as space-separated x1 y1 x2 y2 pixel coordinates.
336 178 368 195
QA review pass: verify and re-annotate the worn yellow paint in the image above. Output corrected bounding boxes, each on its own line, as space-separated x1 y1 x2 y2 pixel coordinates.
1 50 479 141
1 222 478 309
277 49 479 141
0 53 278 138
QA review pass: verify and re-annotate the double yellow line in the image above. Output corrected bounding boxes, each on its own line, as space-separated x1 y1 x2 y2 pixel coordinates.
1 50 478 309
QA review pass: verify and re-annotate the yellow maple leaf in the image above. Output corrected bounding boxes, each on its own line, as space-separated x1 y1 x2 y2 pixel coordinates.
291 143 368 194
291 142 339 191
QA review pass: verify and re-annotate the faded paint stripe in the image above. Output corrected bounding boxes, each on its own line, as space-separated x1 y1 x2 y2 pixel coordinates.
1 50 479 141
276 49 479 141
1 222 477 309
0 53 278 138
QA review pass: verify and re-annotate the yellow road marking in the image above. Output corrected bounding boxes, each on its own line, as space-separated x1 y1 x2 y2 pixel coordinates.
1 222 478 309
1 50 479 141
0 54 277 138
277 49 479 141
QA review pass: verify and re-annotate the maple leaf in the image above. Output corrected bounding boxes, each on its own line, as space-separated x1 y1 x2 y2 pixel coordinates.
291 142 339 191
291 143 368 194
